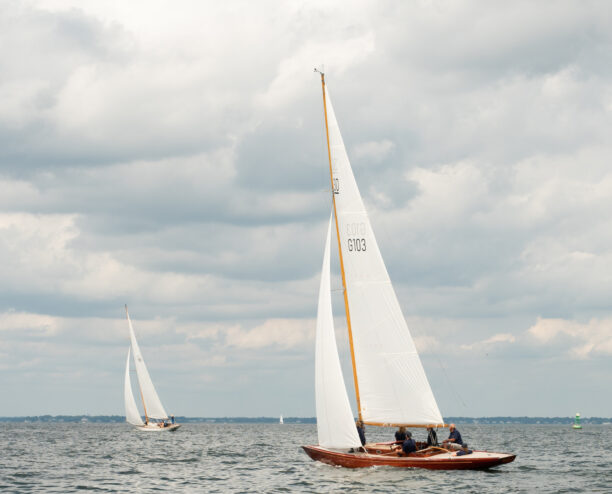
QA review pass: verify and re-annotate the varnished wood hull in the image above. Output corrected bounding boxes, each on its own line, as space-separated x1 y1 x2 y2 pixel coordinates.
302 444 516 470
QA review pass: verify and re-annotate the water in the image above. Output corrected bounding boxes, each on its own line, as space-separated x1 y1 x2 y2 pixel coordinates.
1 423 610 493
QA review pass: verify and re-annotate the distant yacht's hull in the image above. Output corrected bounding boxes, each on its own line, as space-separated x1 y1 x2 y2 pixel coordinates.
134 423 181 432
302 444 516 470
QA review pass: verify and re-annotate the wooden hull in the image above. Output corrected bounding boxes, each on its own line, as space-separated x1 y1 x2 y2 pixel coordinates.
302 444 515 470
135 424 181 432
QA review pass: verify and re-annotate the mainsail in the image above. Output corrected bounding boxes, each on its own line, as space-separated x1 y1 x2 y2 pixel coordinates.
125 307 168 420
124 347 145 426
322 81 444 427
315 215 362 449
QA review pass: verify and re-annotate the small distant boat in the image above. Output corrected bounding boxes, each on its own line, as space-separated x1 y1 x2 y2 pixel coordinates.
124 306 180 432
573 413 582 429
280 415 284 424
302 72 515 470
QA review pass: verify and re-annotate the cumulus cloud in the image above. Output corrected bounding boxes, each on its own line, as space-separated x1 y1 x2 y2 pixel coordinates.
460 333 516 352
225 318 314 349
528 317 612 359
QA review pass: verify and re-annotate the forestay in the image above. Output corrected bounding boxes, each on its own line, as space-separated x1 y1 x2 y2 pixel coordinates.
124 348 145 426
126 309 168 420
324 85 444 426
315 215 362 449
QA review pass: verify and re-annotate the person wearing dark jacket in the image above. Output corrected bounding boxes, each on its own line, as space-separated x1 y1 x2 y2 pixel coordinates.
356 420 366 446
395 426 407 442
442 423 463 450
401 432 417 455
426 427 438 446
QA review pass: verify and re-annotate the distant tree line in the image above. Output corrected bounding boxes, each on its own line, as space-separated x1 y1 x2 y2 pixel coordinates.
0 415 610 424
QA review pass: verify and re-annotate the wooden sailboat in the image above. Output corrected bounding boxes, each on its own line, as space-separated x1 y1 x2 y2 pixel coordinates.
302 72 515 470
124 306 180 432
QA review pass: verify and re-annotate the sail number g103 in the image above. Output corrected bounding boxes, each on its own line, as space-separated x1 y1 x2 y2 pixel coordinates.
348 238 366 252
346 222 366 252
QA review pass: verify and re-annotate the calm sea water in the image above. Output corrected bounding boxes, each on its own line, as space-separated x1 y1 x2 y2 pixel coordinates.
0 423 610 493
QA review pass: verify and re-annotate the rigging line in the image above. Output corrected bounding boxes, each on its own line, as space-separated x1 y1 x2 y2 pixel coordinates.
433 353 468 409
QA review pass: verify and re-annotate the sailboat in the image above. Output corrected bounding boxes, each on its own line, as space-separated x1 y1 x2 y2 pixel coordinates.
302 72 515 469
124 306 180 432
279 415 284 424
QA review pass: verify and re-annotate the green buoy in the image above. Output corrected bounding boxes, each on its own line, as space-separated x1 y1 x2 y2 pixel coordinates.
573 412 582 429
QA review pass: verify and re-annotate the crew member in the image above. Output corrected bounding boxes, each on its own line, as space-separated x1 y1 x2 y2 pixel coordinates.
395 426 407 442
401 431 417 456
442 423 463 450
427 427 438 446
356 420 366 446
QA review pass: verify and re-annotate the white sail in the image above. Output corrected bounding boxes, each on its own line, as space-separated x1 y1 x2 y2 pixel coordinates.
315 214 362 449
279 415 284 424
324 84 444 426
126 307 168 420
124 347 144 426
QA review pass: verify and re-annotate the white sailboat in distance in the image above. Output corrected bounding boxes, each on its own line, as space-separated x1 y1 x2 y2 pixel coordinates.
280 415 284 424
124 305 180 432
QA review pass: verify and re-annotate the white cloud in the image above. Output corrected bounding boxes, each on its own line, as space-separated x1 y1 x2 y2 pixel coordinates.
528 317 612 359
225 318 314 349
460 333 516 352
0 310 59 335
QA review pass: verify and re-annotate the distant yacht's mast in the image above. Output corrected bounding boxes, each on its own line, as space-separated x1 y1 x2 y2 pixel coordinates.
316 70 362 422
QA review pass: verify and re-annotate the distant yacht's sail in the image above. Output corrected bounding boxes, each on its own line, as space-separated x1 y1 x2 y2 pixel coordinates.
124 348 144 426
279 415 284 424
315 215 362 449
126 307 168 420
323 85 444 427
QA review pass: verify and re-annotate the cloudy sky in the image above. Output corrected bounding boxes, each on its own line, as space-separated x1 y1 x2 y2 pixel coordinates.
1 0 611 418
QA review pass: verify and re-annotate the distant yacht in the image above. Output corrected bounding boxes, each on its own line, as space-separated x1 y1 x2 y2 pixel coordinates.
124 306 180 432
279 415 284 425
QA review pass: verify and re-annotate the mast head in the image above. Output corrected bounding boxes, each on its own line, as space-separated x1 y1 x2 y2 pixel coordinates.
314 67 325 83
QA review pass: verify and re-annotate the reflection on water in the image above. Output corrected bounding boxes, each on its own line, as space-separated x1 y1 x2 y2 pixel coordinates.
0 423 610 493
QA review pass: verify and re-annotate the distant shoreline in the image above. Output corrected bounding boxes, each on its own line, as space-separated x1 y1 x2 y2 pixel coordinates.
1 415 611 425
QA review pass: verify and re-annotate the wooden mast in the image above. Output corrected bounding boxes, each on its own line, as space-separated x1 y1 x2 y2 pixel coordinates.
317 70 363 422
126 305 149 425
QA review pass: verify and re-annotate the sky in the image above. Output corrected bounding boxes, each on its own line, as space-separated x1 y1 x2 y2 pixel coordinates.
1 0 611 418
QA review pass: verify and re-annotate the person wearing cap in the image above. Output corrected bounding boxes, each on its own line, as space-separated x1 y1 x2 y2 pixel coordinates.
456 443 473 456
399 431 417 456
170 414 175 425
442 423 463 450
